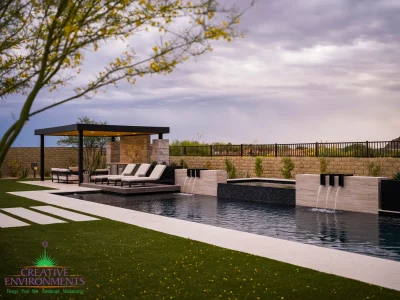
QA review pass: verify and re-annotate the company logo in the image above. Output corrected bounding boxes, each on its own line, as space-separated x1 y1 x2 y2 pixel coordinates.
4 241 85 296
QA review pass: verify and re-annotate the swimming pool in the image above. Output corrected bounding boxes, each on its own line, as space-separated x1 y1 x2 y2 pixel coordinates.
65 192 400 262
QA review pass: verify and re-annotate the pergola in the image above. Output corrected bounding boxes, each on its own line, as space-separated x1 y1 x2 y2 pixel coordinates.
34 124 170 183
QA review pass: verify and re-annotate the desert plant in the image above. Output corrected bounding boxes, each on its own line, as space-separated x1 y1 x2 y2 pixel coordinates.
8 160 22 177
204 161 213 170
44 168 51 177
244 170 252 178
179 159 189 169
225 158 237 179
319 157 329 174
20 167 30 179
392 171 400 180
254 157 264 177
280 157 295 179
366 161 382 177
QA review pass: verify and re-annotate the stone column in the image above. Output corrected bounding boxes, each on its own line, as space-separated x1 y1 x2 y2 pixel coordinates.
151 139 169 164
106 141 120 163
120 135 151 163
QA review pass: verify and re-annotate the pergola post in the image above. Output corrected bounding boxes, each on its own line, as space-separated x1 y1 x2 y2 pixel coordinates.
40 135 44 181
158 133 163 139
78 130 83 185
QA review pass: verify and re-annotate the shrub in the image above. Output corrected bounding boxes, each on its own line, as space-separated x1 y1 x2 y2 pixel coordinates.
319 157 329 174
280 157 295 179
20 168 30 179
8 160 22 177
179 159 189 168
151 161 158 166
392 171 400 180
225 158 237 179
161 161 167 165
366 161 381 177
204 161 213 170
244 170 252 178
44 168 51 177
254 157 264 177
169 162 178 167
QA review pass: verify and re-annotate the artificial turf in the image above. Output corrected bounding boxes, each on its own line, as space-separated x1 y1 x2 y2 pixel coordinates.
0 179 399 299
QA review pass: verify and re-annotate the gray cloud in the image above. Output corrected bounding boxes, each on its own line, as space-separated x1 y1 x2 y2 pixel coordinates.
1 0 400 146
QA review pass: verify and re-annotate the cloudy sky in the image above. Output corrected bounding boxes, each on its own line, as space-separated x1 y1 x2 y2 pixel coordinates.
1 0 400 147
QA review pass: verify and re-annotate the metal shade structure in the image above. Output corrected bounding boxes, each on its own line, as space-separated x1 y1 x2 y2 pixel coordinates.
35 124 170 184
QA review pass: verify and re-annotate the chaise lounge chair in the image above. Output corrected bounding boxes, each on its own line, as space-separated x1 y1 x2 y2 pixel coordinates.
92 164 136 184
107 163 151 186
121 165 167 187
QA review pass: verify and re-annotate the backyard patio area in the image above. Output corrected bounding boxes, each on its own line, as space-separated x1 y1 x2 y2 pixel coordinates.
0 179 399 299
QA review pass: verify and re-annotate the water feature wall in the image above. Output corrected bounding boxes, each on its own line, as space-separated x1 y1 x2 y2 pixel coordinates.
175 169 227 196
296 174 387 214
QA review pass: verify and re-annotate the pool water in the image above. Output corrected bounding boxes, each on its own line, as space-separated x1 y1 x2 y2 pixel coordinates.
66 192 400 262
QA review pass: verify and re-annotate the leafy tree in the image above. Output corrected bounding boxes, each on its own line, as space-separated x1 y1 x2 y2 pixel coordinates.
0 0 254 168
57 116 109 172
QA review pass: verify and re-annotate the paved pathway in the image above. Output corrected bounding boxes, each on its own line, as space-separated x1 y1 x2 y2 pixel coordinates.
8 180 400 292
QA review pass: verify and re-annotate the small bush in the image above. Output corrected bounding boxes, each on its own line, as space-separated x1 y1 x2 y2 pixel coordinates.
319 157 329 174
254 157 264 177
280 157 295 179
225 158 237 179
151 161 158 166
44 168 51 177
8 160 22 177
20 168 30 179
204 161 213 170
244 170 252 178
161 161 167 165
169 162 178 167
179 159 189 168
366 161 381 177
393 171 400 180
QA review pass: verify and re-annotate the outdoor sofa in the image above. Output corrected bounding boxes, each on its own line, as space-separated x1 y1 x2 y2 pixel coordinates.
51 167 80 184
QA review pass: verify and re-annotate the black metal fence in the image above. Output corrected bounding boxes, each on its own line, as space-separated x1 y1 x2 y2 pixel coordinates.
169 141 400 157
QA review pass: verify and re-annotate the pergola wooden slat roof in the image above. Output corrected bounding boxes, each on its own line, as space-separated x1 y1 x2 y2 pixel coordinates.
34 124 169 137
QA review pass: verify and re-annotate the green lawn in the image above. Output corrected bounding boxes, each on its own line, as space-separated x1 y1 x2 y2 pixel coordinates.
0 179 398 299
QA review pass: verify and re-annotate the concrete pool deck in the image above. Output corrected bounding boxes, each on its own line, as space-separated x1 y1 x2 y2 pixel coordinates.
7 180 400 292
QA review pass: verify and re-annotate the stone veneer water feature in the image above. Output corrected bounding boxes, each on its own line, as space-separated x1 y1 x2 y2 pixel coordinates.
175 169 227 196
296 174 388 214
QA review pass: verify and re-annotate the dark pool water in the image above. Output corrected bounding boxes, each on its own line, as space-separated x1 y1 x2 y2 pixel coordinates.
65 192 400 262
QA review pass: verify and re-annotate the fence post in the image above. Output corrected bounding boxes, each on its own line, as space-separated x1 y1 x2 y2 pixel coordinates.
184 146 187 156
241 144 243 157
210 145 213 157
315 142 319 157
274 143 278 157
366 141 369 157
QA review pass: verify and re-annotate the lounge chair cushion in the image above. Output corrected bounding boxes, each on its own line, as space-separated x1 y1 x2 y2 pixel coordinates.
57 168 70 172
69 167 79 172
121 165 166 182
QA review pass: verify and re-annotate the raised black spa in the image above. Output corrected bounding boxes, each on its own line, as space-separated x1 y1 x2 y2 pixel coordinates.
320 174 354 187
186 168 208 178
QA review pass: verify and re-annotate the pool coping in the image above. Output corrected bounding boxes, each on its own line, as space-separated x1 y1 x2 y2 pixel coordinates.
7 180 400 292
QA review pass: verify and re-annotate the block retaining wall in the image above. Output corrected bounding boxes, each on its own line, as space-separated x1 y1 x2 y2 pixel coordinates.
170 156 400 179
